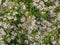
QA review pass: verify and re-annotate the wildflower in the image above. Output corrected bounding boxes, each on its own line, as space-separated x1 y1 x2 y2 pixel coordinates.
0 22 3 26
44 0 48 2
22 4 26 10
24 40 28 44
55 0 59 7
13 11 18 16
7 38 11 43
57 13 60 20
15 7 18 9
3 18 6 20
48 6 53 10
52 40 56 44
47 28 52 32
11 36 15 40
21 16 26 22
7 16 14 20
0 28 6 35
58 40 60 44
32 2 38 6
14 17 17 21
41 12 46 14
3 0 9 7
28 35 33 41
3 23 7 29
0 0 2 4
32 0 39 2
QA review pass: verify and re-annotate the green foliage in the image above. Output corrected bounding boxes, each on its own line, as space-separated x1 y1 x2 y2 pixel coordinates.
44 1 55 7
32 29 38 35
54 6 60 13
41 10 51 21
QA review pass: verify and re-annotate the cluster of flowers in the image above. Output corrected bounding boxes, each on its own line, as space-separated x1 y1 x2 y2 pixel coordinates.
0 0 60 45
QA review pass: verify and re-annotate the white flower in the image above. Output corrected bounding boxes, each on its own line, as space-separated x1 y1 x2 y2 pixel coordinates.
55 1 59 7
52 40 56 44
3 0 9 7
37 5 42 9
33 2 38 6
0 22 3 26
21 16 26 22
41 12 46 14
57 13 60 20
42 44 46 45
3 23 11 29
44 0 48 2
9 6 12 9
48 6 53 10
14 17 17 21
11 31 17 36
58 40 60 44
0 0 2 4
50 11 56 17
7 16 14 20
47 44 50 45
28 29 32 34
22 5 26 10
39 1 45 7
3 23 7 29
15 7 18 9
0 37 3 41
24 40 28 44
0 28 6 35
3 18 6 20
11 36 15 40
13 11 18 15
7 38 11 43
0 16 3 19
47 28 52 32
51 36 55 41
28 35 33 41
32 0 39 2
43 20 52 27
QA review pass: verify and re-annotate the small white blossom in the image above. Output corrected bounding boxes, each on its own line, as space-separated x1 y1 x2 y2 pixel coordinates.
24 40 28 44
58 40 60 44
11 36 15 40
0 28 6 35
7 16 14 20
3 23 7 29
55 1 59 7
0 0 2 4
7 38 11 43
21 16 26 22
0 22 3 26
52 40 56 44
32 0 39 2
14 17 17 21
3 18 6 20
22 5 26 10
44 0 48 2
15 7 18 9
28 35 33 41
13 11 18 15
3 0 9 7
33 2 38 6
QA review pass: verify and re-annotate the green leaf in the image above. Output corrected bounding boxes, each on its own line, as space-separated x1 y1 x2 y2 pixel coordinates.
1 0 5 5
54 6 60 13
5 29 11 34
44 1 55 7
32 30 38 35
